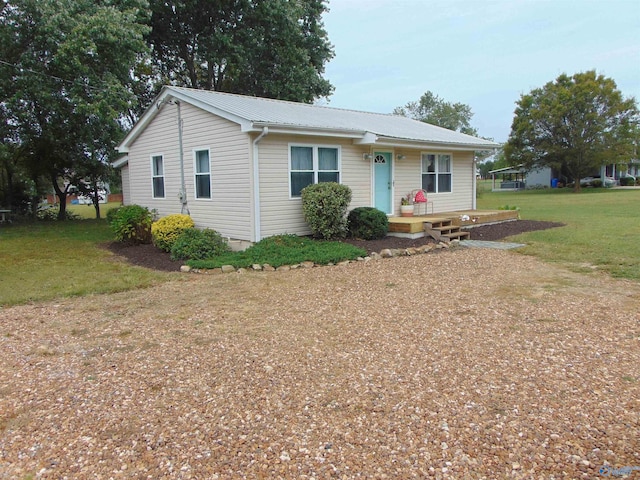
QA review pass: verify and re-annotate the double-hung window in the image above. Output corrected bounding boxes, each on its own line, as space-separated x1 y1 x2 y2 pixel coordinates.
151 154 165 198
290 145 340 197
194 149 211 199
422 153 452 193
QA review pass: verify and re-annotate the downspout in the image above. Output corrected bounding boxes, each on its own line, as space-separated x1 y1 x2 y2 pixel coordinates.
472 156 477 210
176 101 189 215
252 127 269 242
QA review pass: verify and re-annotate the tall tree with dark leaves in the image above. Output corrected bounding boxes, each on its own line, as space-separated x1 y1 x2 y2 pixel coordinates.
505 71 638 192
0 0 150 219
147 0 334 102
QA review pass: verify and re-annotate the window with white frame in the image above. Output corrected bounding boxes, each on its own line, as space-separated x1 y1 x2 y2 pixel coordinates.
194 149 211 199
421 153 452 193
151 154 165 198
290 145 340 197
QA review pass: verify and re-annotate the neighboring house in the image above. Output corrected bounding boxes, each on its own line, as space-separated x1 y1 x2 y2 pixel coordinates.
115 86 498 242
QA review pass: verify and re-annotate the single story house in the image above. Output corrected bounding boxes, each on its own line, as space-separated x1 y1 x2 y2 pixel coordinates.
115 86 498 243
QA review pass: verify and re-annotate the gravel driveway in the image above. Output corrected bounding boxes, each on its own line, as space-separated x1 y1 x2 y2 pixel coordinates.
1 248 638 478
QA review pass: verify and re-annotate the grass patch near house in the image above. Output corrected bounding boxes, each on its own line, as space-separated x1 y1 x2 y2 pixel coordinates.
0 219 172 306
188 234 367 269
477 186 640 280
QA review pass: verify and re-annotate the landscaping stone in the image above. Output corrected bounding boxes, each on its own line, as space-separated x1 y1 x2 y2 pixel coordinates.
221 265 236 273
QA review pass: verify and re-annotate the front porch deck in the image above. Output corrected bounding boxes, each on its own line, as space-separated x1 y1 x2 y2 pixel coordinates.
388 210 519 238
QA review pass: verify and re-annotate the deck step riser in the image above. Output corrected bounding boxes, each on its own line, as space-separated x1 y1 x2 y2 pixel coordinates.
424 222 470 243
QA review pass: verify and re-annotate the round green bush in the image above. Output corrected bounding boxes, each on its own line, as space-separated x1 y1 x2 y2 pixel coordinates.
108 205 152 244
170 228 230 261
347 207 389 240
619 176 635 186
301 182 352 239
151 214 195 252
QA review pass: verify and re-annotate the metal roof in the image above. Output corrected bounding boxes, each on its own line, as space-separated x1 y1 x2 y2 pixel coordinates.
117 86 499 152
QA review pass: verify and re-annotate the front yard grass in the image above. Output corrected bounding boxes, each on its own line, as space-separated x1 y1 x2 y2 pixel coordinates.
477 186 640 280
0 220 172 306
2 187 638 306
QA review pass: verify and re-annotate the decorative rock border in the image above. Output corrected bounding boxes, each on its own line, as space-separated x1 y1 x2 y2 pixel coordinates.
182 240 461 274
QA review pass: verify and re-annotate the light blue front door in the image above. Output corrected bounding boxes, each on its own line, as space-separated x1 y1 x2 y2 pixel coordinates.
373 152 392 214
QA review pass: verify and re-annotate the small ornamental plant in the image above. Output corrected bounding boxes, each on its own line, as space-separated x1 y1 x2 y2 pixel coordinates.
151 214 195 252
301 182 352 240
347 207 389 240
170 228 230 261
109 205 152 244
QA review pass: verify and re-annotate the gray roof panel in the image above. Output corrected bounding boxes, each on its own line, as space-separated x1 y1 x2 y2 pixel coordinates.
166 86 498 149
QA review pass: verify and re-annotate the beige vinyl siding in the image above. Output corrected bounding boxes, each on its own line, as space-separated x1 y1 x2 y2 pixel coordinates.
393 149 475 215
258 134 372 239
121 164 131 205
125 102 253 241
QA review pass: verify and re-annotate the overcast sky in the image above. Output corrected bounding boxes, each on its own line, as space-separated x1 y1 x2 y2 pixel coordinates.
321 0 640 143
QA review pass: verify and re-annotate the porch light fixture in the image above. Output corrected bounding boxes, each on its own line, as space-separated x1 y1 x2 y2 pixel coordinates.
397 154 406 160
363 153 373 160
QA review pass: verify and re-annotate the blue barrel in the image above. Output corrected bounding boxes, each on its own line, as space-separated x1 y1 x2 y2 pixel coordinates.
551 178 558 188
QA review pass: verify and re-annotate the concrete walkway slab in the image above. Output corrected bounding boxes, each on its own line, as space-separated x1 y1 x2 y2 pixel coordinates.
460 240 526 250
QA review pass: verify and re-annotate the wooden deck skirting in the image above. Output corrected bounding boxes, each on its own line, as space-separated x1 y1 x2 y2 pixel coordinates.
388 210 519 236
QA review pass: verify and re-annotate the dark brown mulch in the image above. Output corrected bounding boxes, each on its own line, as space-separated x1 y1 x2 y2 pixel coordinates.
105 220 565 272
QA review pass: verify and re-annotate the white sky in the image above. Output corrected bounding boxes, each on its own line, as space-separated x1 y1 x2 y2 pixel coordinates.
322 0 640 143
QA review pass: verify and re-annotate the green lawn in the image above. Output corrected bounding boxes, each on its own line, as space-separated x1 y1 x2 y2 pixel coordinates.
0 217 173 306
477 185 640 280
1 188 638 306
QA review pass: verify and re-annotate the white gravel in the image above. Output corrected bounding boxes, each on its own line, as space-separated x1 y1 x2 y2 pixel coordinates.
1 248 639 478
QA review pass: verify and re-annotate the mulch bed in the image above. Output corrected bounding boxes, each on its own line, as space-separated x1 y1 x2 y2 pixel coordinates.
106 220 564 272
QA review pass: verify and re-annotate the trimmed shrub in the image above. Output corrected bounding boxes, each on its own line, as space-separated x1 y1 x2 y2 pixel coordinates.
591 179 603 188
105 205 121 225
170 228 230 261
151 214 195 252
347 207 389 240
619 176 635 186
109 205 152 244
301 182 352 239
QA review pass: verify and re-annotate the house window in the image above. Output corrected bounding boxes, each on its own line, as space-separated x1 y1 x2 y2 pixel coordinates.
422 153 452 193
290 145 340 197
194 149 211 199
151 154 165 198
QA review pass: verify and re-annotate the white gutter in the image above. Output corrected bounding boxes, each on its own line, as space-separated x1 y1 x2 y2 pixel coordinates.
252 127 269 242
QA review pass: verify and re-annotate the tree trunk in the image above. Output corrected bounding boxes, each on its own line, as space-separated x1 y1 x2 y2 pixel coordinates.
51 175 69 220
92 185 101 219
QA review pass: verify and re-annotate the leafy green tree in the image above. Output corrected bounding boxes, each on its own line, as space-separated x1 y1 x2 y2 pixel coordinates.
505 70 639 192
394 91 478 136
0 0 149 219
147 0 334 102
394 91 493 161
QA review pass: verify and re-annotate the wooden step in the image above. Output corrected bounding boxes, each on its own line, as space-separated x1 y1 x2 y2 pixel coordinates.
423 221 469 242
442 231 470 240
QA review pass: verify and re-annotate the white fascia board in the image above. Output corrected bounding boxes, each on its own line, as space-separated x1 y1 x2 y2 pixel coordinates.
117 87 253 152
167 88 253 131
116 90 170 153
373 136 499 151
111 155 129 169
352 131 379 145
245 123 366 140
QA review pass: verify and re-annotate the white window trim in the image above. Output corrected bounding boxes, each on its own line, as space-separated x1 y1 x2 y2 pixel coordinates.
288 143 342 199
421 152 453 194
150 153 165 199
193 147 212 200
